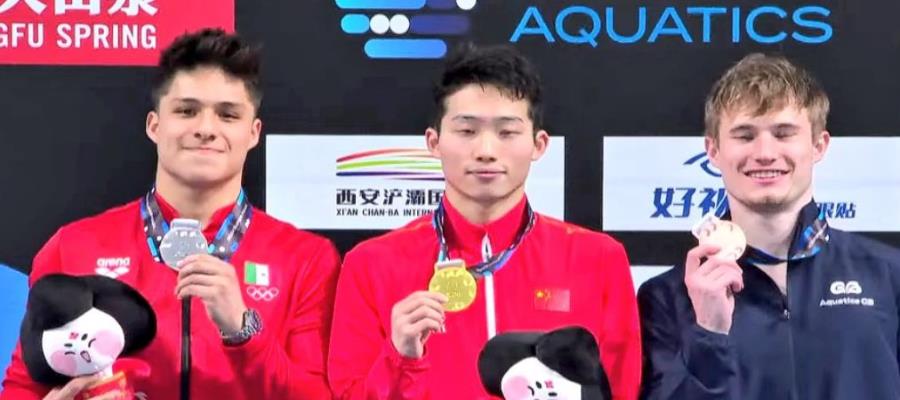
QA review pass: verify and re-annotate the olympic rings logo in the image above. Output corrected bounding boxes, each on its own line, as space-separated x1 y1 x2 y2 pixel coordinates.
246 286 279 302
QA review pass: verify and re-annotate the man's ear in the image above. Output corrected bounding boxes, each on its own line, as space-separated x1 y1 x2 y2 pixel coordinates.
146 111 160 144
426 127 441 158
531 130 549 162
705 135 721 169
813 130 831 163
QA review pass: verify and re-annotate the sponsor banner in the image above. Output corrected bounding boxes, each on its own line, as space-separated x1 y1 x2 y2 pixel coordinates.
603 136 900 232
0 0 234 65
333 3 835 60
266 134 565 230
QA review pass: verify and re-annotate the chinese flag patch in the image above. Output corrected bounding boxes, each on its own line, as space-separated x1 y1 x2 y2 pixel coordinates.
533 288 570 312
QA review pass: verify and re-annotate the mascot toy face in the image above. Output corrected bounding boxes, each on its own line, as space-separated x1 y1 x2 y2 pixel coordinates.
500 357 581 400
478 326 612 400
41 308 126 377
20 273 156 388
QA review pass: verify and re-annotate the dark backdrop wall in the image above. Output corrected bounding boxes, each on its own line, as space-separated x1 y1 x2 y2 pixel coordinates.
2 0 899 276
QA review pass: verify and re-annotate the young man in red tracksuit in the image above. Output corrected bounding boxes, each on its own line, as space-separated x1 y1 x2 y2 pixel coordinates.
1 29 339 400
327 45 642 400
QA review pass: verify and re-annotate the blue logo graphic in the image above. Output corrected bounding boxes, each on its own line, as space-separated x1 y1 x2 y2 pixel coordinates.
683 152 722 177
511 5 832 47
336 0 478 59
651 151 728 219
819 202 856 219
651 150 855 220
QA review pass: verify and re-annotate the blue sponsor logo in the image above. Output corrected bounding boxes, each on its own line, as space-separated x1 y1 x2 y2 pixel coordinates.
819 202 857 219
652 151 855 220
683 151 721 178
652 187 728 219
511 5 833 47
652 152 728 218
336 0 477 59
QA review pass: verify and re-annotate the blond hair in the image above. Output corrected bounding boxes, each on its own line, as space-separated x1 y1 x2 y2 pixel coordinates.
704 53 829 141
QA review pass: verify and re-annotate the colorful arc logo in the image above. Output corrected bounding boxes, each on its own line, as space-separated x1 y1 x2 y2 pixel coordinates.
336 0 477 59
337 148 444 181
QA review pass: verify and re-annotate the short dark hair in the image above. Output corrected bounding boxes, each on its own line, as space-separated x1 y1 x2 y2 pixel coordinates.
152 28 262 110
431 44 544 132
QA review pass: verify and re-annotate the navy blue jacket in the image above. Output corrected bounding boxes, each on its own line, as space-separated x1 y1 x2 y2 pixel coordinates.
639 217 900 399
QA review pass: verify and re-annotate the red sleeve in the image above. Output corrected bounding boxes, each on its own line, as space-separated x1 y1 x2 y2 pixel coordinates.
1 229 65 399
598 239 642 400
327 245 433 400
222 236 340 399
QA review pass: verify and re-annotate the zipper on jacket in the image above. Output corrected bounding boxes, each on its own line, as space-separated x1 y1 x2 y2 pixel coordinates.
485 272 497 339
782 267 800 400
482 235 497 339
783 296 799 400
756 262 798 399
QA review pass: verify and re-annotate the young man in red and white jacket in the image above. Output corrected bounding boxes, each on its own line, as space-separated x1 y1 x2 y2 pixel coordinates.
1 29 339 400
327 44 642 400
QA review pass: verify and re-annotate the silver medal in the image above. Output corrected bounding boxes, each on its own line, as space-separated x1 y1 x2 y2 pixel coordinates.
159 218 208 269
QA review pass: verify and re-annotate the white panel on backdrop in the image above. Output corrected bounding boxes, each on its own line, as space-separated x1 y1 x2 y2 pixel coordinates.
631 266 674 292
266 135 565 230
603 137 900 232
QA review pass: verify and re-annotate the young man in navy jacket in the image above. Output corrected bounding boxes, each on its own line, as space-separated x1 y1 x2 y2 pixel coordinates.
639 53 900 399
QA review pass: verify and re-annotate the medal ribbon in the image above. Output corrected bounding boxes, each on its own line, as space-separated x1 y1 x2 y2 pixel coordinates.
140 187 252 263
432 200 536 278
728 200 830 265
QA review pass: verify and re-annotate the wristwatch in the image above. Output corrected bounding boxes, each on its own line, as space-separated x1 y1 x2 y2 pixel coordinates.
221 308 263 346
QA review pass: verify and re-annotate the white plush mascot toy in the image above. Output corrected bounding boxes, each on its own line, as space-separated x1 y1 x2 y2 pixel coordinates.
478 326 611 400
20 274 156 399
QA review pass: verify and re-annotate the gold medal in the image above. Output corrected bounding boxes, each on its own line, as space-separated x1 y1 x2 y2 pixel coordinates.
428 259 477 312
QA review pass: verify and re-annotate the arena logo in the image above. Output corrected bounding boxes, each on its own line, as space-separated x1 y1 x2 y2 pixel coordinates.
335 0 478 59
510 5 833 47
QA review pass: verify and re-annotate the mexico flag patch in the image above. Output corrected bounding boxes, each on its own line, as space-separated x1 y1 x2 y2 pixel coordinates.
244 262 270 286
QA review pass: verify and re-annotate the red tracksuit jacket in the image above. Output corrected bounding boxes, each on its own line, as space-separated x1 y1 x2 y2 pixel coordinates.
1 194 340 399
328 197 642 400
